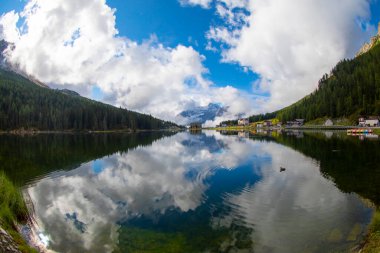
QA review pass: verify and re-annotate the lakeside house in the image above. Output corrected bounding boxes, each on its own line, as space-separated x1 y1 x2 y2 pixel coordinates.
324 119 333 126
189 122 202 130
238 118 249 126
264 120 272 127
358 116 380 127
358 117 366 127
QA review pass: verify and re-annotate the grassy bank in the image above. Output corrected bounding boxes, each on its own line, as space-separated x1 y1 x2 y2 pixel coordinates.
0 171 37 253
211 126 253 131
360 209 380 253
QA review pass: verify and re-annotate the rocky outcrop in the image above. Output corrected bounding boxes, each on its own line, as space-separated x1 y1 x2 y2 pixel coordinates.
0 40 49 89
0 227 22 253
356 22 380 57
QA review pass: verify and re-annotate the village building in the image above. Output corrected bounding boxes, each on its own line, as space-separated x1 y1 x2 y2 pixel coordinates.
264 120 272 127
365 116 380 127
358 116 380 127
238 118 249 126
358 117 366 127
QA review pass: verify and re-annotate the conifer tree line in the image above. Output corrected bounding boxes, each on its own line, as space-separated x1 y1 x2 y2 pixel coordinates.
0 69 177 131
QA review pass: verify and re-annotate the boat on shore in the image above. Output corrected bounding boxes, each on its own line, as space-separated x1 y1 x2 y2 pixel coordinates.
347 128 373 134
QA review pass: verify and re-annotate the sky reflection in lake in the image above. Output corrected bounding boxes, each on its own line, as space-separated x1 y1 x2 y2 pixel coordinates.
26 131 373 253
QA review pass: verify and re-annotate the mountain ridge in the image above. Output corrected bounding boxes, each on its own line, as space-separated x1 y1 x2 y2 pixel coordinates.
177 103 226 125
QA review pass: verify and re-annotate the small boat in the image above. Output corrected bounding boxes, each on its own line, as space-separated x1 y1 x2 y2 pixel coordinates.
347 128 373 135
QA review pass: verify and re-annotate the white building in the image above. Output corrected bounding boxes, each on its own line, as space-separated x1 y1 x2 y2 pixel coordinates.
365 119 379 127
238 118 249 126
358 116 379 127
358 117 366 127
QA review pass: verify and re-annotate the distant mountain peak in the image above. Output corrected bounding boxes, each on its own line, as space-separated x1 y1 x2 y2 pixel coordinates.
356 22 380 57
0 40 10 68
177 103 227 124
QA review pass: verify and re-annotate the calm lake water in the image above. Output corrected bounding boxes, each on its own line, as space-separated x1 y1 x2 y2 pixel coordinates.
1 130 380 253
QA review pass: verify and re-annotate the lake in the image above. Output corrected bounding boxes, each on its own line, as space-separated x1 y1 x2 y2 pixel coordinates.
1 130 379 253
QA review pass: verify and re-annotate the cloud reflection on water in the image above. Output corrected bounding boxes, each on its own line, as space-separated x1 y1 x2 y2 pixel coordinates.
26 131 371 253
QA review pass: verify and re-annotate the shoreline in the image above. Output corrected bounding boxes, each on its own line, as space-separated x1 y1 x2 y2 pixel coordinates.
0 128 184 135
0 172 37 253
207 125 380 132
359 208 380 252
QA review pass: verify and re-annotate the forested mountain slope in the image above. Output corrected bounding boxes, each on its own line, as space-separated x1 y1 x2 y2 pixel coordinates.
0 69 177 131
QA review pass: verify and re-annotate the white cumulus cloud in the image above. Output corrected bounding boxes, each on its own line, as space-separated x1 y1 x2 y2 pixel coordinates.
197 0 374 112
0 0 256 125
179 0 213 8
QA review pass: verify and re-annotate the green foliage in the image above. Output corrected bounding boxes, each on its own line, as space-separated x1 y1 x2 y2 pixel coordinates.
0 69 177 131
248 112 277 123
219 119 238 126
276 44 380 122
0 171 37 253
361 209 380 253
0 171 28 228
220 112 277 126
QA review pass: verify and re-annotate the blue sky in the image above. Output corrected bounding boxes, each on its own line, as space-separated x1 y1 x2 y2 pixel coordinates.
2 0 378 93
106 0 258 92
0 0 379 124
0 0 258 92
103 0 380 93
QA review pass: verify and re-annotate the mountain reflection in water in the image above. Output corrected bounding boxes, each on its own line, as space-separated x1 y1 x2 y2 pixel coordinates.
22 131 374 253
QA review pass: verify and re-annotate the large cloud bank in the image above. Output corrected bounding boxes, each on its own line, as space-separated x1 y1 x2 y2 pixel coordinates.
188 0 374 111
0 0 255 126
0 0 375 124
27 132 369 252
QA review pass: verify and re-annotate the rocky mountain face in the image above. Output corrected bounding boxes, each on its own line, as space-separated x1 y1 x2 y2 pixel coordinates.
0 39 50 89
356 22 380 57
0 40 10 68
177 103 227 124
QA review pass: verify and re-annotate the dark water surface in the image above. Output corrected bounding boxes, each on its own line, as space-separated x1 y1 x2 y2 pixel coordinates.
1 131 380 253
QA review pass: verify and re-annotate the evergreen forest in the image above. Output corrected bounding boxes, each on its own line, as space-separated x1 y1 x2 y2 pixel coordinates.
0 69 177 131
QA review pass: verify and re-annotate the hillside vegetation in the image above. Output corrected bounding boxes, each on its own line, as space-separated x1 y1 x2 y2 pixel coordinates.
0 69 176 131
